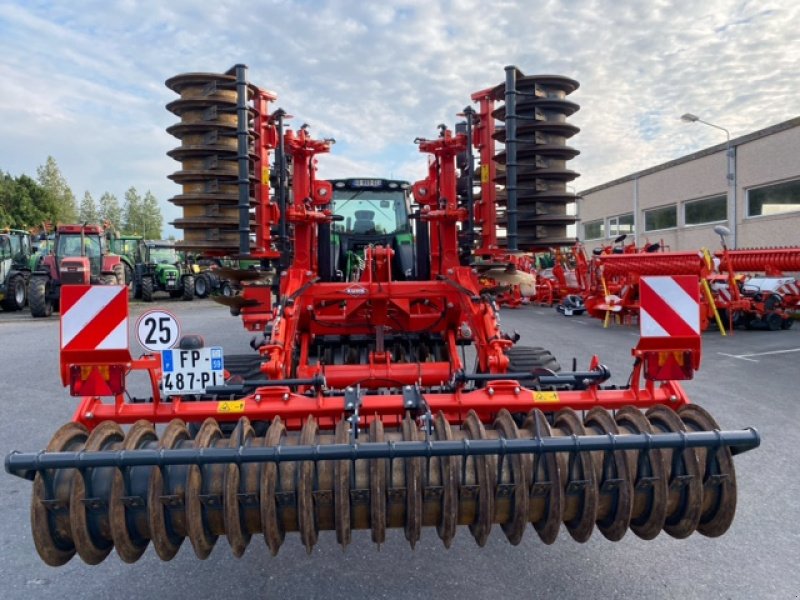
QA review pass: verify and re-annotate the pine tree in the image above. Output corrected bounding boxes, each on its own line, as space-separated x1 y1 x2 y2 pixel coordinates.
142 190 163 239
99 192 123 231
123 187 144 236
79 191 100 224
36 156 78 224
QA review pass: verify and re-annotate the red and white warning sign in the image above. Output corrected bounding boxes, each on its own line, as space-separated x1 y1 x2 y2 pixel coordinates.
640 275 700 338
60 285 129 351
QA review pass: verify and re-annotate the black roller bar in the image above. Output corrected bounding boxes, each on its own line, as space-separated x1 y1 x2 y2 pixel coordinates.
6 428 760 481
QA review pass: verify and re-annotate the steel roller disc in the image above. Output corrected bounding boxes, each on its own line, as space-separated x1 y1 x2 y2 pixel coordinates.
553 408 598 542
678 405 737 537
402 417 423 548
69 421 125 564
31 422 89 566
109 420 158 563
186 419 223 559
147 420 191 560
646 406 703 539
614 406 668 540
584 408 633 541
260 418 287 555
462 411 495 546
297 417 319 554
223 418 255 557
433 412 458 547
523 409 563 544
494 409 530 545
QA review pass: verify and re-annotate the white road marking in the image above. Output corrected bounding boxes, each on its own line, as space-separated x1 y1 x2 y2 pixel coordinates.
717 347 800 363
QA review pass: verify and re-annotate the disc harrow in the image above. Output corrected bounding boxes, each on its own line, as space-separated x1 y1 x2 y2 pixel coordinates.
10 404 753 566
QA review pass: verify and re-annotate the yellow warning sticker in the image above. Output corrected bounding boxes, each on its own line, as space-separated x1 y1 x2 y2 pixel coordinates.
532 391 559 403
217 400 245 413
480 164 489 184
262 166 271 185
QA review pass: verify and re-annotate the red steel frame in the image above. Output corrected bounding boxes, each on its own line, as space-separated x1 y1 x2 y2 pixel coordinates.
62 86 703 434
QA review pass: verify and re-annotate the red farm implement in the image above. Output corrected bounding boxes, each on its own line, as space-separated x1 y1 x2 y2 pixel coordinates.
5 65 758 566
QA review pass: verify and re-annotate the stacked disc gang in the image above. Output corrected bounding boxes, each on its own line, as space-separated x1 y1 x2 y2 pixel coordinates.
492 68 580 249
165 69 257 253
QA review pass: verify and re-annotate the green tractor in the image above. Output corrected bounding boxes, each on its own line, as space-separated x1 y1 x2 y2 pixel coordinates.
108 234 142 286
0 229 33 311
325 178 415 281
133 240 194 302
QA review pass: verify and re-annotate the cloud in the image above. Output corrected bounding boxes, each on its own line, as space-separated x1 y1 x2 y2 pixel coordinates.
0 0 797 237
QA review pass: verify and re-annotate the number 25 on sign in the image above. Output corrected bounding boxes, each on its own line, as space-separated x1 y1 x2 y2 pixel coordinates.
135 309 181 352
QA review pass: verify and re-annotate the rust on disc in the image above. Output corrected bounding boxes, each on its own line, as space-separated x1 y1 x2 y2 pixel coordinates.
433 413 458 548
185 419 222 558
678 404 737 537
69 421 124 565
109 420 157 563
260 418 287 555
646 406 703 539
553 408 598 542
615 406 668 540
494 409 530 545
31 422 89 566
402 417 423 549
523 409 563 544
584 408 633 541
148 419 190 560
462 411 495 546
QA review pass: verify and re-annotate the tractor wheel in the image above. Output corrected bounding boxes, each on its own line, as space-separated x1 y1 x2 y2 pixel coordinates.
781 318 794 330
194 273 209 298
141 276 154 302
221 281 234 297
182 275 195 301
29 277 52 318
124 263 133 287
766 313 783 331
505 345 562 373
101 274 117 286
1 274 26 311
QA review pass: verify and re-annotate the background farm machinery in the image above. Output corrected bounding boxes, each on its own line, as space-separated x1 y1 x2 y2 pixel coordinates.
0 228 33 311
28 223 124 318
581 237 799 331
4 65 759 566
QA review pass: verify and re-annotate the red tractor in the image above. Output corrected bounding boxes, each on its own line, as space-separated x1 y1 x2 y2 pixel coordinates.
28 224 123 318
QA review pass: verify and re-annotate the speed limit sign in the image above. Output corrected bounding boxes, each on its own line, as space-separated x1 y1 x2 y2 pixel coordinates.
136 309 181 352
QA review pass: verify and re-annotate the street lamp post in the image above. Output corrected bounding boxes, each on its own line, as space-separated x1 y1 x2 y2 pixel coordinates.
680 113 736 247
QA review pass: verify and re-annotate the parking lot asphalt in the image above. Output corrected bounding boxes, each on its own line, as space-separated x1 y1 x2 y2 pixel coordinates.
0 300 798 599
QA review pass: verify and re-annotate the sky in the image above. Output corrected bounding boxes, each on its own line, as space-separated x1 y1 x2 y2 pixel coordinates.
0 0 798 237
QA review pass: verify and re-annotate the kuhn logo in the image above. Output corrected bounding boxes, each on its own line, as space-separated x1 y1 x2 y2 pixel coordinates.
344 285 368 296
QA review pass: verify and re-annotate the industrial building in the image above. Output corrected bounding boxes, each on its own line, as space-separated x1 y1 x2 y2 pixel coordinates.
577 116 800 250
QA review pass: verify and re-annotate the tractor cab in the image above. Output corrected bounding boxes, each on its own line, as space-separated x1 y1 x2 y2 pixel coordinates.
54 226 108 284
328 178 415 281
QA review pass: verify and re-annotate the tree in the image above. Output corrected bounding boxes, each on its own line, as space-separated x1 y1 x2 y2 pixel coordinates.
79 191 100 224
123 187 144 235
142 190 163 239
99 192 123 231
36 156 78 224
0 171 52 229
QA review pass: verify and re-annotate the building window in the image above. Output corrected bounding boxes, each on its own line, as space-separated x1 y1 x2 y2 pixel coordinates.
644 205 677 231
685 194 727 225
608 213 634 237
583 220 604 240
747 179 800 217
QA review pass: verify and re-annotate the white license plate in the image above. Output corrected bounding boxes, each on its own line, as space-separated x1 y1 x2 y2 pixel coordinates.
161 347 224 396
